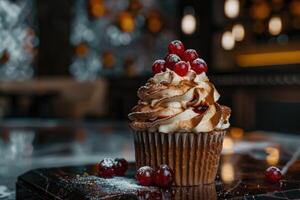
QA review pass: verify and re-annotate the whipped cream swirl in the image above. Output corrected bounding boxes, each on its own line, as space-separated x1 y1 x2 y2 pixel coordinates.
128 69 231 133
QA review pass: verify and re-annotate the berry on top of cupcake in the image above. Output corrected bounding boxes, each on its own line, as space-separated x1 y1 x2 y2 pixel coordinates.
152 40 207 76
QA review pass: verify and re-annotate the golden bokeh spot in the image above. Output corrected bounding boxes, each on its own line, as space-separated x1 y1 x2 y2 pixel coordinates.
102 51 116 69
230 127 244 139
119 11 135 33
221 162 235 183
290 0 300 16
147 11 163 33
265 147 280 165
250 0 271 20
223 136 234 154
75 43 89 58
0 50 10 64
88 0 105 18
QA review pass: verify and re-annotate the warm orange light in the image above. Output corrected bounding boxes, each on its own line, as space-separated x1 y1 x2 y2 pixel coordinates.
237 50 300 67
147 12 162 33
265 147 280 165
102 51 116 68
230 127 244 139
290 0 300 16
119 12 135 33
89 0 105 18
250 0 270 20
221 162 235 183
75 43 89 58
223 136 234 154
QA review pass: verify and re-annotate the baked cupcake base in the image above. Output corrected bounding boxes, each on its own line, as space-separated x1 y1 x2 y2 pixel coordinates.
133 130 226 186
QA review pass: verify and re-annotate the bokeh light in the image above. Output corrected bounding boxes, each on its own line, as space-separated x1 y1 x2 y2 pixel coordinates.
88 0 106 18
181 14 196 35
75 43 89 58
224 0 240 19
147 11 163 33
223 136 234 154
250 0 270 20
268 16 282 35
290 0 300 16
232 24 245 41
230 127 244 139
221 162 235 183
221 31 235 50
119 11 135 33
265 147 280 165
102 51 116 69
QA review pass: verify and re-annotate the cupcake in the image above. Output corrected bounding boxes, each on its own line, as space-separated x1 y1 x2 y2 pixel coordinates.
128 40 231 186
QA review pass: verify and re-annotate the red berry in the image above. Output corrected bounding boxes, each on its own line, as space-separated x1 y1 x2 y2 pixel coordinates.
173 61 189 76
98 158 115 178
136 166 155 186
165 54 181 70
265 166 283 183
168 40 185 57
153 165 174 188
114 158 128 176
152 59 165 74
191 58 208 74
193 105 209 114
182 49 198 63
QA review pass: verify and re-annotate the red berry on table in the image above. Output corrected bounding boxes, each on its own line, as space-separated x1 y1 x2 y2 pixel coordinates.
152 59 166 74
136 166 155 186
173 61 189 76
113 158 128 176
165 54 181 70
168 40 185 57
153 164 174 188
98 158 115 178
265 166 283 183
191 58 208 74
182 49 198 63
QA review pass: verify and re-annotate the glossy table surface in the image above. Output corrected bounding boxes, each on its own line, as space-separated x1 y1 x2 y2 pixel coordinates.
1 119 300 199
17 158 300 200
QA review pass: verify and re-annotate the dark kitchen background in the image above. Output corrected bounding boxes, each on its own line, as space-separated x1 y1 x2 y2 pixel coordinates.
1 0 299 133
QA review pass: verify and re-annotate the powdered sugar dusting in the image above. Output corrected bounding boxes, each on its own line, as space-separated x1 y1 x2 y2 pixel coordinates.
70 175 156 199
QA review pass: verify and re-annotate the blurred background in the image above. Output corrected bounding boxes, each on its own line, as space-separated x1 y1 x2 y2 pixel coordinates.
0 0 300 197
0 0 299 132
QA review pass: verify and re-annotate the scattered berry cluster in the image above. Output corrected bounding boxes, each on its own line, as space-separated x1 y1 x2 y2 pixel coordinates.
152 40 208 76
98 158 174 188
98 158 128 178
136 165 174 188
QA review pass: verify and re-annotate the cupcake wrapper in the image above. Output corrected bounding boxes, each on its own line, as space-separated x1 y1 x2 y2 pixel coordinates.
133 130 226 186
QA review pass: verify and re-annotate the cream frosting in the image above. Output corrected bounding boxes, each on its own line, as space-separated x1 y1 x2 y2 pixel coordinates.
128 68 231 133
